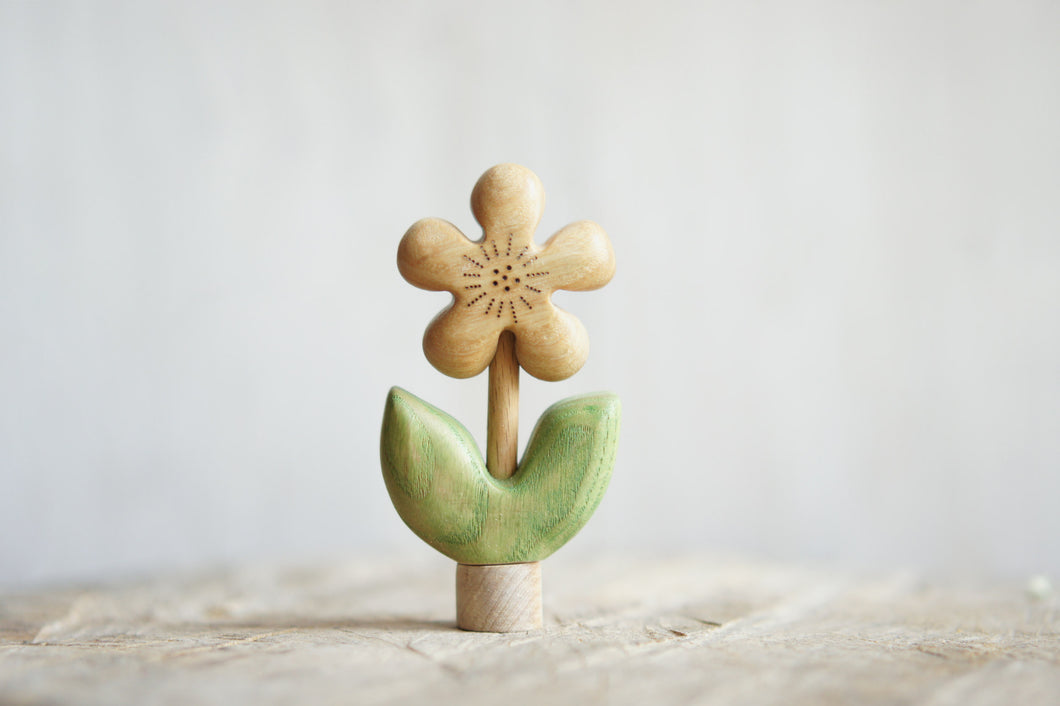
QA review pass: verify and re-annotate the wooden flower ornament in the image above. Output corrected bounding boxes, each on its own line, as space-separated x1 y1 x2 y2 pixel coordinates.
398 164 615 381
381 164 621 632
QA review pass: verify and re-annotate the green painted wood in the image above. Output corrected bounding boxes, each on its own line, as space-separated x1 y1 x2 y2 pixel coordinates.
380 387 621 564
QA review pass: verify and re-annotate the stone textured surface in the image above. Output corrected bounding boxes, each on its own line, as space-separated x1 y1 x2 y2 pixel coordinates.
1 554 1058 705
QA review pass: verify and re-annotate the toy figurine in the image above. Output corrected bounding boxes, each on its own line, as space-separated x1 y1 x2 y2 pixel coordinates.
381 163 620 631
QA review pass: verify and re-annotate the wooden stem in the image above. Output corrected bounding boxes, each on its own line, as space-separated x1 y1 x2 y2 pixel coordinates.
469 333 540 632
487 331 519 479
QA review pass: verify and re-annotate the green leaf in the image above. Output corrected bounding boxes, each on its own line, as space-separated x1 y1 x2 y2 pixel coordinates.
380 387 621 564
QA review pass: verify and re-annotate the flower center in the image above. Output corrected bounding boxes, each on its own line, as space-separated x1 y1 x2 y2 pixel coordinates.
460 237 551 323
491 265 519 291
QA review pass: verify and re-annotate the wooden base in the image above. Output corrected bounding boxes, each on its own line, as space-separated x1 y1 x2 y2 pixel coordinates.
456 562 542 632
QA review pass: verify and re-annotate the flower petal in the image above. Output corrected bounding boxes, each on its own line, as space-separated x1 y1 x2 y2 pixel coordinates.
471 164 545 252
540 220 615 292
513 305 589 382
423 302 503 378
398 218 474 292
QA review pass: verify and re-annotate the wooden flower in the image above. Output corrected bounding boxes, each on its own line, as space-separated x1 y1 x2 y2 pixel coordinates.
397 164 615 381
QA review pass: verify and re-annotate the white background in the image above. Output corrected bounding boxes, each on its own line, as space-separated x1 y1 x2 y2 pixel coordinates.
2 1 1058 586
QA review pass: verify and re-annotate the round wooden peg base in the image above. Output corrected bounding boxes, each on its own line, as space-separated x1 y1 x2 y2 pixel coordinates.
456 562 543 632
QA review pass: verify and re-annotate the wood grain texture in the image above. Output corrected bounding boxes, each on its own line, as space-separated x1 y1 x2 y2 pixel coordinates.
486 331 519 480
456 562 542 632
397 163 615 381
2 555 1057 706
380 387 621 564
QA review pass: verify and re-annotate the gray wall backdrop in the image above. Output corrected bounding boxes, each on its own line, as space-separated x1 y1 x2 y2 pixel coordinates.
2 1 1058 585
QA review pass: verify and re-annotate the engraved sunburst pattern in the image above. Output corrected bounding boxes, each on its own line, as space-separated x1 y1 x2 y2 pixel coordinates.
460 233 550 325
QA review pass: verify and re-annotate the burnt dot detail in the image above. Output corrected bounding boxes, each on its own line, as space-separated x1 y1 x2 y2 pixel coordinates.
492 281 498 286
463 255 484 268
496 301 504 318
526 271 550 278
504 286 510 291
522 256 539 268
464 284 482 290
480 244 491 261
467 292 487 306
493 269 499 274
506 233 513 256
463 272 481 278
519 296 533 309
515 278 521 283
485 298 495 315
511 306 518 324
516 246 529 260
506 265 512 271
492 240 500 257
526 285 542 294
502 275 508 281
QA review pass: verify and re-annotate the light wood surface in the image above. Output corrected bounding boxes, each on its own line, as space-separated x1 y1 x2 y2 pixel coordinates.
380 387 621 565
455 562 542 632
2 555 1057 706
397 164 615 382
486 331 519 480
